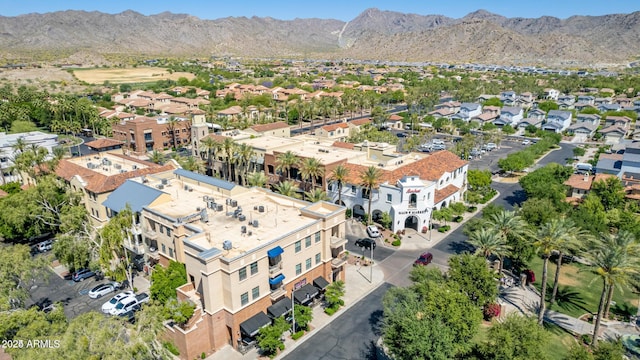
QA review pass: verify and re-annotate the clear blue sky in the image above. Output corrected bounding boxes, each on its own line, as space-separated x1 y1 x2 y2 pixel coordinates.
0 1 638 21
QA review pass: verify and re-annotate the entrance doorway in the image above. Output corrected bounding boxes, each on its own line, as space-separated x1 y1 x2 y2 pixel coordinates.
404 216 419 230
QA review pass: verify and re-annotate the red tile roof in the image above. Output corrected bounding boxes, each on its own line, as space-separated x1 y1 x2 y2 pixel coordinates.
434 184 460 204
321 123 349 131
332 141 355 150
349 118 371 126
250 121 290 133
85 138 124 150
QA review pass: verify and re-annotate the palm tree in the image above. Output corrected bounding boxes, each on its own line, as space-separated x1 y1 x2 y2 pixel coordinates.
273 180 300 199
149 150 165 165
549 219 591 305
533 219 573 325
166 116 179 150
275 150 298 181
360 165 383 225
220 137 236 181
247 172 268 188
485 210 531 275
236 143 255 186
305 188 328 203
586 232 640 345
329 164 350 206
299 157 324 193
467 228 511 266
199 136 218 176
179 156 204 174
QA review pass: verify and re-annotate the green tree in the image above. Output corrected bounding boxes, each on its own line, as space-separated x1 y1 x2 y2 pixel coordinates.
298 157 324 192
467 169 492 191
590 176 625 211
502 124 516 135
549 219 591 304
538 100 559 113
519 198 561 227
150 260 188 303
486 210 532 272
478 314 550 360
163 298 195 326
149 150 165 164
275 150 298 181
324 280 345 310
572 146 586 158
293 304 313 331
257 316 289 358
247 171 268 188
570 193 608 236
483 98 503 107
329 164 350 206
304 188 327 202
0 245 49 310
273 180 300 199
360 166 383 225
447 253 498 307
467 227 510 273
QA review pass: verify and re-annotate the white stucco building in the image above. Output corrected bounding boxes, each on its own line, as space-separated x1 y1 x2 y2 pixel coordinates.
0 131 59 183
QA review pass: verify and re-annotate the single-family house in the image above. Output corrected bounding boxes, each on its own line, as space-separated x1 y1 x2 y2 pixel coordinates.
577 95 595 105
434 101 461 114
383 114 404 130
517 118 544 131
598 103 621 112
557 95 576 109
564 173 616 201
493 106 523 127
476 94 499 103
348 118 372 134
543 88 560 101
604 116 632 129
567 122 598 141
499 91 517 106
452 103 482 122
315 122 350 141
599 125 627 144
527 109 546 121
594 97 613 106
542 110 572 133
576 113 601 126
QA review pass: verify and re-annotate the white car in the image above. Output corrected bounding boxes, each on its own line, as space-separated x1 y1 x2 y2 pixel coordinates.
522 139 531 145
88 283 116 299
110 294 149 316
366 225 381 238
101 291 134 314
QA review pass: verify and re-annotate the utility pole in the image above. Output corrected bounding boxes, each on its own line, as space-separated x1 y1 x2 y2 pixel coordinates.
291 288 296 334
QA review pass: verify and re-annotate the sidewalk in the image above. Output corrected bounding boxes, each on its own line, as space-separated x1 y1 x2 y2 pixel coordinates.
208 262 385 360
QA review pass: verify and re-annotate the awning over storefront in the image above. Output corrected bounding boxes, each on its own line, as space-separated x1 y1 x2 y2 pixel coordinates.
267 246 284 258
269 274 285 285
313 276 330 290
293 283 319 305
239 311 271 337
267 297 292 319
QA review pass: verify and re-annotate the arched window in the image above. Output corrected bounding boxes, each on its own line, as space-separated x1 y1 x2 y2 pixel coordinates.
409 193 417 208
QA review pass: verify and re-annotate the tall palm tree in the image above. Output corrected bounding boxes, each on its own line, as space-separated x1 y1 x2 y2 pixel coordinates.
305 188 328 203
166 116 179 150
179 156 204 174
199 136 219 176
299 157 324 193
586 232 640 345
236 143 255 186
220 137 236 181
549 219 591 305
467 227 511 266
485 210 531 275
275 150 298 181
533 219 572 325
247 171 268 188
149 150 165 165
329 164 350 206
273 180 300 199
360 165 383 225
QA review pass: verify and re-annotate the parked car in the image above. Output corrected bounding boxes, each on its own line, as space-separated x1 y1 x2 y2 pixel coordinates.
485 142 497 151
88 283 116 299
72 269 96 282
118 304 141 323
366 225 381 238
432 144 446 151
102 291 135 314
354 238 377 250
37 239 53 253
522 139 531 145
432 139 445 145
414 252 433 266
110 293 150 316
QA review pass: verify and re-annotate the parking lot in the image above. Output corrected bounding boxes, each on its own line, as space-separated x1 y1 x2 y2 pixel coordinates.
466 139 529 173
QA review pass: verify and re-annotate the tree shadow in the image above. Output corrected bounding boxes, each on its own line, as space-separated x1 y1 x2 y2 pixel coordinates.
359 339 378 360
502 189 527 207
543 321 573 336
546 284 590 314
611 302 636 320
446 240 474 255
369 309 384 337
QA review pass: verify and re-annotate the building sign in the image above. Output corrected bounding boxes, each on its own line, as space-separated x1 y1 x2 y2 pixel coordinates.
294 279 307 290
398 209 429 215
406 189 421 193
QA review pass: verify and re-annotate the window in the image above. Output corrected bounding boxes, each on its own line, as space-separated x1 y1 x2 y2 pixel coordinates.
241 292 249 306
295 240 301 253
315 232 321 243
166 228 172 237
386 194 392 203
160 226 164 234
305 258 312 270
351 185 356 194
250 262 258 275
169 248 174 258
305 236 311 248
252 286 260 300
161 244 166 253
295 263 302 275
239 267 247 281
315 253 321 264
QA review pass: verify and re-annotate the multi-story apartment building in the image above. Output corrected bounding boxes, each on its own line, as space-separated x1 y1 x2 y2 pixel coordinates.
48 151 176 226
111 115 194 153
116 169 347 358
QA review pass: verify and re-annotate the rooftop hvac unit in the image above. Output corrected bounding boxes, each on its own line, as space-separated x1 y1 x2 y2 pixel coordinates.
230 200 238 207
188 187 193 192
258 205 265 213
120 169 127 173
114 164 122 169
252 220 259 227
203 196 209 202
87 162 96 169
222 240 232 251
215 204 223 212
254 206 258 210
161 178 168 185
241 225 247 234
225 198 231 205
247 231 252 236
102 158 111 165
184 185 189 190
132 165 138 170
238 214 246 222
156 184 164 189
207 200 215 209
200 209 209 223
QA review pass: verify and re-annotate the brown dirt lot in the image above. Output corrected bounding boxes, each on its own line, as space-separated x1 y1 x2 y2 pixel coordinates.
72 68 195 84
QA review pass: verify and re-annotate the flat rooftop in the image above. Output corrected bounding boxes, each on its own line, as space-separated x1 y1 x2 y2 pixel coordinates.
143 175 321 258
67 152 152 176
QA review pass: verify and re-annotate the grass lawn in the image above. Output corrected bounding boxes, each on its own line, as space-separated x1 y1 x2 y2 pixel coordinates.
527 256 638 319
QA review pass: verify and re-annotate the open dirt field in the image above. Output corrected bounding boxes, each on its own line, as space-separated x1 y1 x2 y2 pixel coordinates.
72 68 195 84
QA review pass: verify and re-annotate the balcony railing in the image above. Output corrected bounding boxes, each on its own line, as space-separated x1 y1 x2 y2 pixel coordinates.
269 262 283 276
330 236 347 249
123 238 145 255
331 254 348 268
269 286 286 301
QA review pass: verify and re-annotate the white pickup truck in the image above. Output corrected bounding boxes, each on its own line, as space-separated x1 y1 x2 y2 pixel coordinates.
109 293 150 316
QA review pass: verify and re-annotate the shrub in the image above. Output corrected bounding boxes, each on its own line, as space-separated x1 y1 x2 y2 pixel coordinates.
325 306 337 316
291 330 305 340
453 215 464 223
466 206 477 212
437 225 451 233
580 334 591 345
392 239 401 246
201 352 206 359
483 303 501 320
163 341 180 356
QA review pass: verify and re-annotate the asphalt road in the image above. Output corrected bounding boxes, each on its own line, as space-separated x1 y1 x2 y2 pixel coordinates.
283 142 574 359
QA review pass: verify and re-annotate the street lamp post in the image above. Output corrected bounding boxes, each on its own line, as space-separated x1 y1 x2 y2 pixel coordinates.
291 287 296 334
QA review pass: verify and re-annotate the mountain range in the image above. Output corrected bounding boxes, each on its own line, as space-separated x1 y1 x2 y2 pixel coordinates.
1 8 639 67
